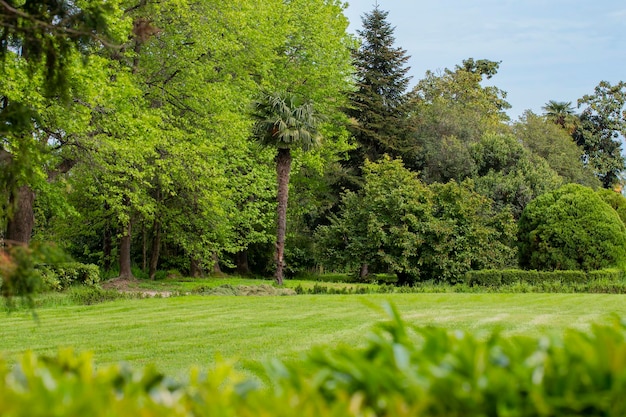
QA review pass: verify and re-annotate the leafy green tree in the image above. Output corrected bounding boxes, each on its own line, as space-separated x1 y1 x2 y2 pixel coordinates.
223 144 276 277
315 157 432 283
518 184 626 271
471 133 564 218
315 157 517 285
253 93 322 284
0 0 129 94
0 1 131 244
3 0 354 281
120 0 274 277
348 5 412 166
458 58 501 79
573 81 626 188
406 59 510 179
422 180 517 283
513 111 599 188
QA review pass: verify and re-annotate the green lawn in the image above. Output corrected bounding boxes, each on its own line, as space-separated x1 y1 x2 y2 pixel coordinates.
1 293 625 378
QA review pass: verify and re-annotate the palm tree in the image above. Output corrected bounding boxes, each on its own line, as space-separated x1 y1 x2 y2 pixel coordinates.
252 92 321 284
542 100 577 133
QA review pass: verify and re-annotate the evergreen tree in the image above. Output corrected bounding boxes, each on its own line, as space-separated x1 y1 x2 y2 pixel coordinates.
348 5 412 168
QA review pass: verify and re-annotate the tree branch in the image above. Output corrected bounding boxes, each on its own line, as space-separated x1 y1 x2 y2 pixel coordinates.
0 0 123 50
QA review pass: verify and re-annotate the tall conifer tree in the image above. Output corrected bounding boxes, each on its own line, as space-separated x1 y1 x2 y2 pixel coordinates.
348 5 412 166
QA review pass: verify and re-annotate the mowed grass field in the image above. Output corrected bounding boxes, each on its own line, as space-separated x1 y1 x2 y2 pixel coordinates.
2 293 626 377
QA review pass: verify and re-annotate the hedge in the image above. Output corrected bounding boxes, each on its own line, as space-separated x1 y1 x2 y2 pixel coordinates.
3 304 626 416
466 268 624 287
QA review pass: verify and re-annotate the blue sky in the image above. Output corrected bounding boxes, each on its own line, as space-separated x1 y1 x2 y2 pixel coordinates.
343 1 626 120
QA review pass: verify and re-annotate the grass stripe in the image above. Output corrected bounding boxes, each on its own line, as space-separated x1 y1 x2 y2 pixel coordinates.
1 293 625 377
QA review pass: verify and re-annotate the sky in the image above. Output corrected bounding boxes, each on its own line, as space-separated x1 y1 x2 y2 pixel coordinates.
343 1 626 120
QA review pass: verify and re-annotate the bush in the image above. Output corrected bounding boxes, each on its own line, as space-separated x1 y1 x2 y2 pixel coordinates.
597 188 626 225
40 262 101 290
518 183 626 271
4 305 626 416
1 243 67 308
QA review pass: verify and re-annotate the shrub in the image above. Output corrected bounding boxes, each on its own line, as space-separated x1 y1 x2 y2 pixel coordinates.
597 188 626 225
422 180 518 284
1 243 66 308
518 183 626 271
40 262 101 290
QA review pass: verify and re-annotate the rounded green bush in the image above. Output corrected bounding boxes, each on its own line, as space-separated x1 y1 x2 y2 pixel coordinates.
518 184 626 271
596 188 626 226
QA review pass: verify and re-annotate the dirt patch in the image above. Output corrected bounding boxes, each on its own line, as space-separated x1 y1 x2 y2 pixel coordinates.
192 284 296 296
101 278 296 297
101 277 140 291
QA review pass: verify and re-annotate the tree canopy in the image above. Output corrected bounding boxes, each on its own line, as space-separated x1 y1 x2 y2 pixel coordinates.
2 3 625 286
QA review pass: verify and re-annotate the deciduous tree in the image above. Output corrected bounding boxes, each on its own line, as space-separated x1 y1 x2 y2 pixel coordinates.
573 81 626 188
315 157 516 285
406 59 510 179
0 0 130 244
514 111 598 187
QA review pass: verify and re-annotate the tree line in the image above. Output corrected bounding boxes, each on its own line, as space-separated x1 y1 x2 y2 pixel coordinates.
2 2 626 284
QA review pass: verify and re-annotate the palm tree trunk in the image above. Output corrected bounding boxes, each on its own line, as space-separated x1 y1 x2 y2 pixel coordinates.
275 148 292 285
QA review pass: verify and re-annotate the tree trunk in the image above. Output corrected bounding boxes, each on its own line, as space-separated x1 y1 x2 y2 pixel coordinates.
235 250 251 276
211 252 221 275
396 271 415 287
118 221 133 278
142 223 147 272
359 263 369 280
274 148 292 285
148 219 161 280
6 185 35 244
103 204 112 272
190 258 203 278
